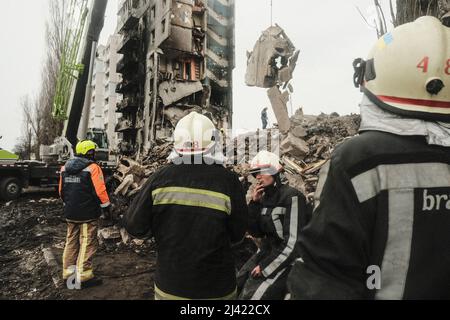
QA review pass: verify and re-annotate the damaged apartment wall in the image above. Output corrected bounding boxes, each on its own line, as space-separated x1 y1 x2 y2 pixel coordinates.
115 0 235 157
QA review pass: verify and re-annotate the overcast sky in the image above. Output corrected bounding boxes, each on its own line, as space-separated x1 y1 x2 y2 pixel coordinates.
0 0 392 151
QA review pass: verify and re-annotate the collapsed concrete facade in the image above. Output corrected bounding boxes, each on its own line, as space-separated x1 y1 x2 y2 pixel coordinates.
245 25 300 134
115 0 235 156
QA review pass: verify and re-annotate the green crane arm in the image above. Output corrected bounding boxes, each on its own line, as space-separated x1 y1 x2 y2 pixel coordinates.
52 0 108 147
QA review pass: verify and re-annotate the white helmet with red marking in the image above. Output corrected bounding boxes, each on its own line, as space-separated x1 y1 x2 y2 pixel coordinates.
249 151 283 177
173 111 218 156
354 16 450 121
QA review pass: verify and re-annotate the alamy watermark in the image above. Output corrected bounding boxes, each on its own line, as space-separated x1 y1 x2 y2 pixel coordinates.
366 265 381 290
66 265 82 290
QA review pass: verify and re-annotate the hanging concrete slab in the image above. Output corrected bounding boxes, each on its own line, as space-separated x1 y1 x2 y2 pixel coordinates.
267 86 291 133
159 80 204 106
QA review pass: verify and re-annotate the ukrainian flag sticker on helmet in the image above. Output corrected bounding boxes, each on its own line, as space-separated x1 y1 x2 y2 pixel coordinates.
377 32 394 49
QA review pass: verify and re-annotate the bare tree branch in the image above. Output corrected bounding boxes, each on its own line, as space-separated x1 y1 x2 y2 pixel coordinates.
355 5 378 30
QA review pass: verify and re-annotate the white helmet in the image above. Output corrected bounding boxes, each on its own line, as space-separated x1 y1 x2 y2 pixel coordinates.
173 112 218 156
249 151 283 176
354 16 450 122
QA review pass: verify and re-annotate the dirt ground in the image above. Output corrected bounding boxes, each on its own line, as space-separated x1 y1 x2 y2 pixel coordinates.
0 189 255 300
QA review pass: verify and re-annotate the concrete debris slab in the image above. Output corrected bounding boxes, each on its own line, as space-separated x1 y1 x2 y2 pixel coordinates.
99 227 122 240
291 126 308 138
278 67 293 84
120 228 131 244
245 25 298 88
115 158 146 182
159 81 203 107
38 198 59 204
267 86 291 133
281 133 310 159
133 239 145 246
115 174 135 196
246 24 300 134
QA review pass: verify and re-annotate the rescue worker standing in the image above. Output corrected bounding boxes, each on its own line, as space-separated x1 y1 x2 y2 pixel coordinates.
124 112 248 300
261 108 269 130
238 151 310 300
60 140 111 289
288 17 450 299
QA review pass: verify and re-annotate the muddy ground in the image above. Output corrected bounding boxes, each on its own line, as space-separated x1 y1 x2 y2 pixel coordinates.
0 189 255 300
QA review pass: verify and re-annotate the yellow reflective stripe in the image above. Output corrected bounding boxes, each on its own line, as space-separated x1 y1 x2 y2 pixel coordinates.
153 199 230 214
62 229 69 279
63 268 75 280
152 187 230 203
155 286 237 300
152 187 231 215
79 269 94 282
77 224 89 282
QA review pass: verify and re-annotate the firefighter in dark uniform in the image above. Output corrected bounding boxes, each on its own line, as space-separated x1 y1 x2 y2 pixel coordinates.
60 140 111 289
288 16 450 300
124 112 248 300
238 151 310 300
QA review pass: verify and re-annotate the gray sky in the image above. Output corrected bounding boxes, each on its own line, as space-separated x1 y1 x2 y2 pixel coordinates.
0 0 392 151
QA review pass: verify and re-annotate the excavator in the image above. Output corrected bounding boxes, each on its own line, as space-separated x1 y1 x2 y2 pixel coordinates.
0 0 112 201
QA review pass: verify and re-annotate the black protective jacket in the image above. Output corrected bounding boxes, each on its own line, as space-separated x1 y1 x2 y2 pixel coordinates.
124 163 248 299
248 183 310 278
59 157 110 222
288 131 450 300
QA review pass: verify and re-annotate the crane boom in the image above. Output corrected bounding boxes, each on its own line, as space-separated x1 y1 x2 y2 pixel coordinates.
53 0 108 147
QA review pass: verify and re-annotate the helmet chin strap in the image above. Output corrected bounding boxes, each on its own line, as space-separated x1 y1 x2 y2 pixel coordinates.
264 174 282 194
273 173 283 188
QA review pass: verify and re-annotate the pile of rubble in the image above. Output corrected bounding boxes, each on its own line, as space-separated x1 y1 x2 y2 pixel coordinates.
112 141 173 198
280 110 360 198
0 195 66 299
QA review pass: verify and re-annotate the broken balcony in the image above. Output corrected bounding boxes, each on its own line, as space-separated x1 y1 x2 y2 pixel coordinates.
116 95 140 112
118 30 140 54
115 119 137 133
115 78 138 94
118 0 149 33
116 54 139 74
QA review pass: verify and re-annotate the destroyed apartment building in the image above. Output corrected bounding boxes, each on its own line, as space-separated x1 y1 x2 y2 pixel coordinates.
115 0 235 156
